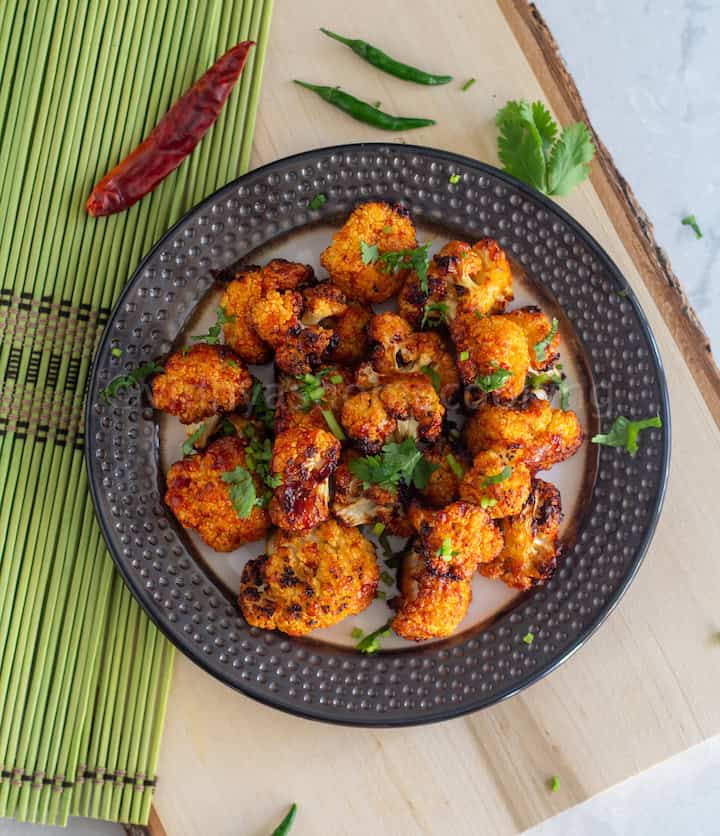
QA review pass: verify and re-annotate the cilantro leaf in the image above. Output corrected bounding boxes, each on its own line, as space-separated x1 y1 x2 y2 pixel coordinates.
182 423 207 457
496 105 547 193
480 465 512 488
379 243 432 293
221 466 257 518
681 214 702 239
412 455 437 489
99 361 163 403
533 317 559 364
360 240 379 264
191 306 235 345
532 101 558 158
350 627 364 639
527 366 570 410
591 415 662 456
420 364 441 392
349 438 435 491
547 122 595 196
356 618 393 654
309 193 327 210
475 365 512 393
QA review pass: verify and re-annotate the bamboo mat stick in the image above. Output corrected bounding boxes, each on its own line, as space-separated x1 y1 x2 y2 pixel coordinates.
239 0 274 176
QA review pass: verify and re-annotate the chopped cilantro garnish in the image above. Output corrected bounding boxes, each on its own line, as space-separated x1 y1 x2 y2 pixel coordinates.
99 361 163 403
226 358 239 368
480 465 512 488
309 193 327 210
321 408 346 440
351 627 364 640
449 173 461 184
329 373 343 384
421 301 448 329
446 453 464 478
356 619 393 654
361 240 432 293
475 365 512 393
376 590 387 599
681 214 702 239
480 497 497 510
249 377 274 432
533 317 559 364
436 537 459 562
191 306 234 345
420 364 441 392
380 570 395 586
550 775 560 793
295 369 334 410
459 350 469 361
221 466 257 518
591 415 662 456
182 424 207 457
111 347 122 358
523 631 534 645
372 522 385 536
360 240 380 264
528 367 570 411
382 225 393 234
461 78 476 91
349 438 436 492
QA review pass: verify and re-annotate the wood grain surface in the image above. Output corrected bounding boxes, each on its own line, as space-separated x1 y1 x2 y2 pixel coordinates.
151 2 720 834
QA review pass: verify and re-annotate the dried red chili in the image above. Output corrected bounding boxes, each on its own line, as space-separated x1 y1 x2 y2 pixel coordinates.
86 41 255 217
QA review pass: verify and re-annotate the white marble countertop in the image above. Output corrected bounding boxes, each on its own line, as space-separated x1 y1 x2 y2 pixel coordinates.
5 1 717 834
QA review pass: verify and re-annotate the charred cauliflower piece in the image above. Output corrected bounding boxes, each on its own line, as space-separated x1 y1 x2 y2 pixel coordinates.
399 239 513 328
274 325 337 376
269 427 341 531
464 396 583 471
504 306 560 371
459 449 532 519
391 543 472 641
331 450 412 537
221 259 314 363
329 302 372 365
301 283 349 325
408 500 502 581
152 343 252 424
249 288 303 347
320 202 417 303
165 436 270 552
239 520 379 636
274 367 352 434
369 312 460 404
451 312 528 404
417 439 470 508
479 478 562 589
341 374 444 453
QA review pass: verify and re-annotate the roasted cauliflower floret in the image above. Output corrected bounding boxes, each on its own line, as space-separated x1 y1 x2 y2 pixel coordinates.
238 520 379 636
458 449 532 519
368 312 460 404
301 283 349 325
451 312 528 404
464 396 583 471
274 325 337 376
479 478 562 589
391 543 472 641
165 435 270 551
399 238 513 328
504 306 560 371
341 374 444 453
320 202 417 303
331 450 412 537
328 302 372 365
249 289 303 347
152 343 252 424
408 500 502 581
269 427 341 531
417 439 470 507
274 366 352 434
221 259 314 363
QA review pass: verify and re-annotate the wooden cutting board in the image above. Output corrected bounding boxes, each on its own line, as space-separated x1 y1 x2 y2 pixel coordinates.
150 2 720 834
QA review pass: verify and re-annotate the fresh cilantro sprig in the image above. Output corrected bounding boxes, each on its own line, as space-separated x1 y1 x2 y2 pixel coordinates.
356 618 393 654
681 214 702 239
592 415 662 456
533 317 559 364
480 465 512 488
221 466 257 518
421 301 448 329
496 100 595 196
191 306 235 344
349 438 436 492
99 361 163 403
360 240 432 293
243 423 281 494
475 364 513 393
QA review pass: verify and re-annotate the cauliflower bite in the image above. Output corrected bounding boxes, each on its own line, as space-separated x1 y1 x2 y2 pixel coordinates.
479 478 562 589
152 343 252 424
464 395 583 471
369 312 460 404
301 283 349 325
249 288 303 347
274 367 352 434
504 306 560 371
239 520 379 636
417 439 470 508
331 450 412 537
341 374 444 453
165 435 270 551
274 325 337 376
269 427 341 531
391 543 472 641
328 302 372 365
451 312 528 404
320 202 417 303
221 259 314 363
408 501 503 581
459 449 532 519
398 238 513 328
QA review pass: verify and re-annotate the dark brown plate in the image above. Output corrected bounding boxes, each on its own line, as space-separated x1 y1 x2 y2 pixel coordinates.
86 144 670 726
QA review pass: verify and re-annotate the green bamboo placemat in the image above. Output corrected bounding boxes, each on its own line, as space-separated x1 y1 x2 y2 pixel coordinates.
0 0 273 826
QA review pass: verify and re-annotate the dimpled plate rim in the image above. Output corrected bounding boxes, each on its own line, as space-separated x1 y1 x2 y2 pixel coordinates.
85 143 671 727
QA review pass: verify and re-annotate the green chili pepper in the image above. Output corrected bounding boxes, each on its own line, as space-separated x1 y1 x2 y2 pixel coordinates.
271 803 297 836
294 81 436 131
320 28 452 85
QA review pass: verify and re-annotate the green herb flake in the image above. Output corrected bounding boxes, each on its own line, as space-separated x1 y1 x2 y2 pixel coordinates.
349 438 436 492
550 775 560 793
533 317 559 364
249 377 275 432
681 214 702 239
99 361 164 403
372 522 385 536
295 370 332 410
421 302 448 330
226 359 239 368
420 364 441 392
376 590 387 600
382 225 393 234
523 631 534 645
380 570 394 586
111 347 122 358
360 239 380 265
376 242 432 293
449 173 461 184
191 306 235 345
446 453 464 479
329 373 343 384
321 408 346 440
475 365 513 393
356 619 393 654
461 78 476 91
480 464 512 488
591 415 662 456
436 537 459 562
378 532 395 562
460 350 469 361
221 466 257 518
480 497 497 510
309 193 327 210
182 424 206 457
351 627 364 640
